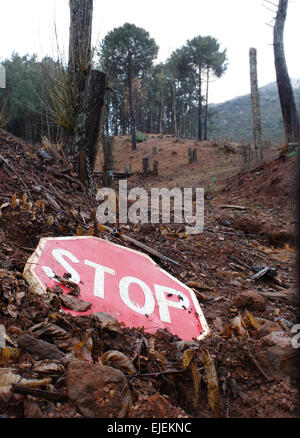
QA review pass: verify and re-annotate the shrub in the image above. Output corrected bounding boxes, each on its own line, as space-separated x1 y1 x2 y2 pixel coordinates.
135 131 147 143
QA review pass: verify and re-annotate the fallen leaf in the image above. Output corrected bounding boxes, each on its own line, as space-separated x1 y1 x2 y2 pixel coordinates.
60 294 92 312
0 348 20 364
203 349 219 417
92 312 122 333
183 349 194 369
244 309 260 331
100 350 136 375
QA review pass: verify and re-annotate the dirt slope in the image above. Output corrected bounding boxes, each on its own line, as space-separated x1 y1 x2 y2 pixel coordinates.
0 130 298 418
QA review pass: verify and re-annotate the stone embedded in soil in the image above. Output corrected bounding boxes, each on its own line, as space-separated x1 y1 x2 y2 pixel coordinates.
66 360 131 418
233 290 268 311
256 331 295 376
255 321 283 339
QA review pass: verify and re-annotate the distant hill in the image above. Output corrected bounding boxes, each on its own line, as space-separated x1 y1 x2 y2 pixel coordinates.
209 79 300 146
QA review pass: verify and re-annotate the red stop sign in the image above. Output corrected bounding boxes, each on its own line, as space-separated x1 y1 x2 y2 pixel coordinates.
23 237 209 341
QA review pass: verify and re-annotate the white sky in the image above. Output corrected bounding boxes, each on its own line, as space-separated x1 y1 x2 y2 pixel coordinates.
1 0 299 103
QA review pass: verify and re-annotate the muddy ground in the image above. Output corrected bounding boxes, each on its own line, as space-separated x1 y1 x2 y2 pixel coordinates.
0 130 299 418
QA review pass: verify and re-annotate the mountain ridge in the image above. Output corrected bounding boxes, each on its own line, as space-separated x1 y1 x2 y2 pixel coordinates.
209 79 300 145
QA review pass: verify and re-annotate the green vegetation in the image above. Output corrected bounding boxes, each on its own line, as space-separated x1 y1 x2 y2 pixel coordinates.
209 80 300 145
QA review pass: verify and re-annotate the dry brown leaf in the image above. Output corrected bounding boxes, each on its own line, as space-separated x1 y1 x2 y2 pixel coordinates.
100 350 136 375
190 361 201 409
92 312 122 333
148 337 166 365
183 349 194 369
11 194 19 209
0 372 51 388
47 215 54 227
7 304 18 319
73 331 93 362
231 315 249 339
32 360 65 374
203 349 219 417
35 200 45 213
244 309 260 331
76 226 83 236
60 294 92 312
30 321 73 352
0 347 20 364
88 226 95 236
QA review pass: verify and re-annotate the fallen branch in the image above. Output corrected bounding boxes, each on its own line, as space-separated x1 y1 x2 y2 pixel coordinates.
0 154 31 192
11 385 67 402
98 224 180 266
218 205 248 210
47 168 85 192
243 347 272 382
127 367 203 379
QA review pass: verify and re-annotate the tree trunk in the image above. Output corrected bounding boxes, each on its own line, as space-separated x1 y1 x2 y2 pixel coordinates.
249 48 263 163
274 0 300 145
197 67 203 141
73 70 107 182
128 56 137 151
63 0 93 158
68 0 93 98
102 135 114 186
173 82 178 138
204 67 210 141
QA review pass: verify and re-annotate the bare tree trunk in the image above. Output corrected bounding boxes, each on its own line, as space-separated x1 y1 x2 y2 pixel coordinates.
63 0 93 158
102 135 114 186
197 67 203 141
68 0 93 98
249 48 263 163
173 81 178 138
128 56 137 151
274 0 300 146
73 70 107 182
204 66 210 141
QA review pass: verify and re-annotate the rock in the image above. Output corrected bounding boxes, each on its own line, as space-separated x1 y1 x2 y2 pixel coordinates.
233 291 268 311
255 321 282 339
66 360 131 418
256 331 295 376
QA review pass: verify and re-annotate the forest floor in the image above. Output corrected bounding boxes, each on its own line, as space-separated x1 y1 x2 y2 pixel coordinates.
0 130 298 418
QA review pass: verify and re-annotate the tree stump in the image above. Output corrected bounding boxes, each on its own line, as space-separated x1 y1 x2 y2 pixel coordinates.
188 148 193 164
153 160 159 175
192 148 198 163
142 157 150 176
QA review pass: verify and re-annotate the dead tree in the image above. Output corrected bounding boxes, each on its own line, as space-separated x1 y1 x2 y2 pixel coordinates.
273 0 300 148
249 48 263 163
63 0 107 182
74 70 107 183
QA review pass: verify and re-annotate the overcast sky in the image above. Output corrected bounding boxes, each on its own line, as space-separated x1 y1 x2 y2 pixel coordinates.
1 0 299 103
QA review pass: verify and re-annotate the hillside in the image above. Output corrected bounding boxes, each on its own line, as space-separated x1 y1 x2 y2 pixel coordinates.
210 80 300 146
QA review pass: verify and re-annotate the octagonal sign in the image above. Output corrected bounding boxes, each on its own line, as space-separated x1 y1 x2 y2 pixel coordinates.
23 237 209 341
